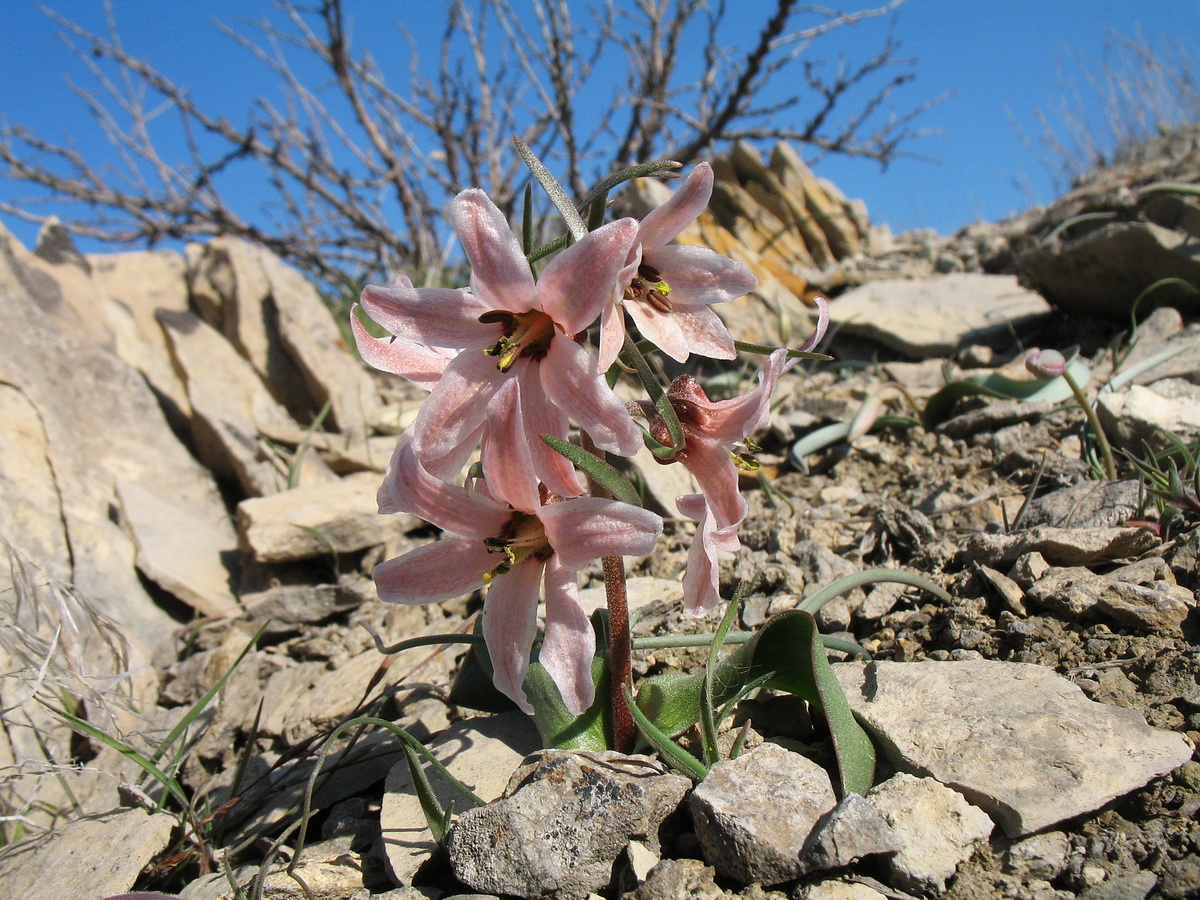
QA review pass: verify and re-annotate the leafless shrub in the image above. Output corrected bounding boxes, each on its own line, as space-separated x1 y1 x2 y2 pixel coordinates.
1013 28 1200 191
1 0 939 293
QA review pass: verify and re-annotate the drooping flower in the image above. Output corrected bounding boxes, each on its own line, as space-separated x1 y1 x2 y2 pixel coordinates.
372 433 662 714
598 162 758 371
357 189 643 500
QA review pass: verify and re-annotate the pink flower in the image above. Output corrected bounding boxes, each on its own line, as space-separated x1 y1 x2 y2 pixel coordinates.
373 435 662 714
599 162 757 371
631 348 799 615
357 189 643 500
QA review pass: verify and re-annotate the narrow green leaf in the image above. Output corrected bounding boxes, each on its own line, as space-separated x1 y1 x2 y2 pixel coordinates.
747 611 875 796
620 333 684 452
577 159 681 211
403 740 449 846
798 568 951 615
541 434 642 507
151 622 268 770
514 136 586 241
623 686 709 780
45 704 191 811
701 586 748 765
923 357 1091 429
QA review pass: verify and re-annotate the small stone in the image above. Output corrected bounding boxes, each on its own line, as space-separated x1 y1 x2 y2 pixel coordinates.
448 751 690 900
689 742 837 886
1009 552 1050 588
867 772 994 893
380 712 541 886
1076 870 1157 900
1003 831 1072 880
798 793 902 874
0 808 175 900
625 858 723 900
794 882 890 900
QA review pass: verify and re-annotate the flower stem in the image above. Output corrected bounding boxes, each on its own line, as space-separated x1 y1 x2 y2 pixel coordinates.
580 430 636 752
1062 368 1117 480
603 554 636 753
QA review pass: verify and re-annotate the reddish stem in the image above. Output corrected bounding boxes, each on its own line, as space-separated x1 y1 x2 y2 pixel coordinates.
603 554 635 753
580 431 636 753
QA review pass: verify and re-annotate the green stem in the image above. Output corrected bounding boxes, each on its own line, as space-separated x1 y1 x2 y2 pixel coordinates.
1062 367 1117 480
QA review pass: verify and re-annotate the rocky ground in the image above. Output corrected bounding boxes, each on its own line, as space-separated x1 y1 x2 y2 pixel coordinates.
2 129 1200 900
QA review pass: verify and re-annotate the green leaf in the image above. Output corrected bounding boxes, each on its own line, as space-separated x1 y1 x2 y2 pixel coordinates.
745 610 875 796
514 136 586 241
923 357 1091 429
799 568 951 615
624 686 709 780
541 434 643 507
577 159 681 212
637 608 876 796
620 333 684 453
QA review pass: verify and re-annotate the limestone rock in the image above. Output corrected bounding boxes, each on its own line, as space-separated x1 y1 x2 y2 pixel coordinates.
829 274 1051 358
188 235 379 434
236 471 421 563
0 221 226 652
835 660 1193 837
89 248 193 421
115 477 240 618
1098 381 1200 449
0 808 175 900
964 525 1161 567
159 308 324 497
689 742 838 886
448 750 690 899
381 713 542 886
867 772 993 893
798 793 902 876
1019 220 1200 320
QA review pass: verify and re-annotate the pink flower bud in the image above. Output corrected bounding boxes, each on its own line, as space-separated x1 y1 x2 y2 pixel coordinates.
1026 348 1068 378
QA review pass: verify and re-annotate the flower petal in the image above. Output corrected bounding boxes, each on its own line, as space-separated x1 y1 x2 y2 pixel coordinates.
359 283 489 347
539 557 596 715
482 558 545 714
351 304 453 390
411 348 503 468
637 162 713 249
677 494 741 616
541 496 662 570
645 244 757 306
378 434 511 536
540 337 641 457
517 367 585 499
481 378 542 515
449 189 539 314
678 434 748 531
688 348 795 443
596 298 627 374
673 306 737 361
538 217 639 336
625 300 691 363
374 538 491 605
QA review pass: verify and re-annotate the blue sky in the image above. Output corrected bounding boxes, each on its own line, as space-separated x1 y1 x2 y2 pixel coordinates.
1 1 1197 256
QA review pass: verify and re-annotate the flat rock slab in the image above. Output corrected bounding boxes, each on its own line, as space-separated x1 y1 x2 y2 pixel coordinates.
116 477 241 618
0 808 174 900
964 525 1161 567
834 660 1193 837
236 471 421 563
830 273 1050 358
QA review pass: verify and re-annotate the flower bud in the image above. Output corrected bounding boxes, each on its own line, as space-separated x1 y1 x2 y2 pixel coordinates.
1025 347 1075 378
